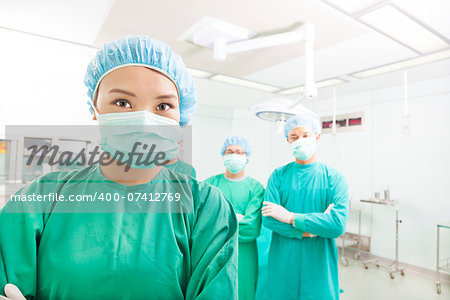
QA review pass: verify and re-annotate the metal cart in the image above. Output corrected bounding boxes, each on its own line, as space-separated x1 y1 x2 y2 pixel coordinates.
436 222 450 294
360 199 405 279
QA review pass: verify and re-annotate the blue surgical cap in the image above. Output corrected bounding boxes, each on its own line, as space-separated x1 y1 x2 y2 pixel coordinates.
284 109 321 138
221 135 252 157
84 35 197 127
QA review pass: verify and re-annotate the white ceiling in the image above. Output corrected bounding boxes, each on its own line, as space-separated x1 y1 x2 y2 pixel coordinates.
0 0 449 95
0 0 114 45
92 0 369 77
312 57 450 102
244 31 418 88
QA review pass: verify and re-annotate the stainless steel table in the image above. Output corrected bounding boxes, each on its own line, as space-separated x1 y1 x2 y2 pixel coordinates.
360 199 405 279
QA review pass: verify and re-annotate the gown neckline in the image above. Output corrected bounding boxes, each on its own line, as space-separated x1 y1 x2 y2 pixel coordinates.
92 163 168 191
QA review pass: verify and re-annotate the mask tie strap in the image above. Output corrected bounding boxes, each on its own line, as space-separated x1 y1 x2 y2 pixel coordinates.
90 98 100 117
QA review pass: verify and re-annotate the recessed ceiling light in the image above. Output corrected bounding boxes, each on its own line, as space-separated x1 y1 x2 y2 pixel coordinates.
322 0 383 15
359 5 449 54
278 86 305 95
186 67 213 78
352 49 450 78
316 78 347 88
210 75 281 92
278 78 346 95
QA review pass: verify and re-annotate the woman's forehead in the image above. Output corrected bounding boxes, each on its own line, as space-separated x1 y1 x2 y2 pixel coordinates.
98 66 178 96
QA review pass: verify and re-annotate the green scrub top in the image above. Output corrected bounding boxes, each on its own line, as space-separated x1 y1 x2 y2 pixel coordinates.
205 174 264 300
262 161 349 300
164 160 197 178
0 164 238 299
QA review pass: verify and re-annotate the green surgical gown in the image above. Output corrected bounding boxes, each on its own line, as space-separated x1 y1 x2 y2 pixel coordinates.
0 164 238 299
261 161 349 300
164 160 197 177
204 174 264 300
255 225 271 300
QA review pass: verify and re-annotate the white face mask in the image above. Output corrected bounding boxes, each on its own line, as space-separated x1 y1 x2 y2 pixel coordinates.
290 136 317 161
223 154 247 174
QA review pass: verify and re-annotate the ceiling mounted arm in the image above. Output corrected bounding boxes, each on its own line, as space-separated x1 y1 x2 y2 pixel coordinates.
289 23 317 108
188 17 314 63
224 30 305 57
249 24 318 125
183 17 318 125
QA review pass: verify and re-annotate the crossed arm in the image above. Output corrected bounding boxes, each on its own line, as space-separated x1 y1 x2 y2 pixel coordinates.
262 171 349 239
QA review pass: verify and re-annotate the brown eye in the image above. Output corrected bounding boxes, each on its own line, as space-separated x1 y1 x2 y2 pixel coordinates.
113 99 131 108
156 103 172 111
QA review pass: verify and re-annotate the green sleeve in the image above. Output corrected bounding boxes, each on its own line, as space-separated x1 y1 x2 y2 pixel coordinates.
262 171 304 240
0 179 50 299
185 183 238 299
293 173 349 238
202 176 215 186
191 166 197 178
238 181 264 243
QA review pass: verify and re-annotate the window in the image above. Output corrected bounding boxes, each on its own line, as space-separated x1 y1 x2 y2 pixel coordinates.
321 112 364 133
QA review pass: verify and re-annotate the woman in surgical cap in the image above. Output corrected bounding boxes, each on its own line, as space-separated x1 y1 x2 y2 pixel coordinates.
260 108 349 300
205 136 265 300
0 36 238 299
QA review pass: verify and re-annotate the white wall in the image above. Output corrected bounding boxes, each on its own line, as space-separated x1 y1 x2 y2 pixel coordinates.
229 110 272 185
190 105 233 181
0 29 98 127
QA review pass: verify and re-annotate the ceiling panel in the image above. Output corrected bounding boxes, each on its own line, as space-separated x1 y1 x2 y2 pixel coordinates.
244 31 418 88
359 4 449 54
321 0 384 14
0 0 114 44
193 78 275 109
393 0 450 39
313 58 450 101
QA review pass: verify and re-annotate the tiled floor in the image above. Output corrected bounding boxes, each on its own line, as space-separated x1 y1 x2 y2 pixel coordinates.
339 257 449 300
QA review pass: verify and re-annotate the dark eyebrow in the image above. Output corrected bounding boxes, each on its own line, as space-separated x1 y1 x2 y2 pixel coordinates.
108 88 178 101
156 94 178 100
108 88 136 97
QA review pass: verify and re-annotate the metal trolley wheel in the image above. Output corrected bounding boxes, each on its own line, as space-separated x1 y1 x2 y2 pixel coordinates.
341 257 349 267
389 270 405 279
436 282 441 294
